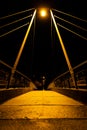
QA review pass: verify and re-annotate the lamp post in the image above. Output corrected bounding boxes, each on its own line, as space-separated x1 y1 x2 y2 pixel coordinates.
41 76 46 90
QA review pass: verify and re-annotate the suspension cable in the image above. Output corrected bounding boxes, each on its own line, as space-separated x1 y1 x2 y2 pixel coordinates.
0 14 32 29
0 8 35 20
0 22 29 38
57 23 87 41
31 13 36 73
32 13 36 50
54 15 87 32
52 9 87 23
51 15 54 55
51 15 53 44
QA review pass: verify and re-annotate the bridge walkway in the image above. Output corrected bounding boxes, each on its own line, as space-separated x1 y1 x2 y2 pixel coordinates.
0 90 87 129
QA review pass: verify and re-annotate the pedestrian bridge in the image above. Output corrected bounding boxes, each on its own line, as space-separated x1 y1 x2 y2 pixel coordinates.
0 8 87 90
0 6 87 130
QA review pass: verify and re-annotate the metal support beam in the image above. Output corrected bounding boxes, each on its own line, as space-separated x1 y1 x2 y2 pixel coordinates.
50 10 77 88
8 9 37 88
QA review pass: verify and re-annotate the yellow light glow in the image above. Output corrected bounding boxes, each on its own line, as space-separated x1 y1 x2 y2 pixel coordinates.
40 9 47 17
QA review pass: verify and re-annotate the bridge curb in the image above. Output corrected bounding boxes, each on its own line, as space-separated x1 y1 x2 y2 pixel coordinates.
0 88 31 104
51 88 87 104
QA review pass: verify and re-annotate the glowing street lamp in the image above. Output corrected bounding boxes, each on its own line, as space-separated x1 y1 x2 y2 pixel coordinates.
40 9 47 17
38 8 49 18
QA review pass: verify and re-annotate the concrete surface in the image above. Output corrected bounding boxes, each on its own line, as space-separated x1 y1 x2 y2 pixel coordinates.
0 90 87 130
0 88 32 104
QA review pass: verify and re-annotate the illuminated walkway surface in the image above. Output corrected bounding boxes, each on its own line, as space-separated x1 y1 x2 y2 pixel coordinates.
0 90 87 119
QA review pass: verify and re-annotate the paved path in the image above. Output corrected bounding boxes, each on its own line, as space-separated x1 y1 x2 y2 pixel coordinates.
0 90 87 129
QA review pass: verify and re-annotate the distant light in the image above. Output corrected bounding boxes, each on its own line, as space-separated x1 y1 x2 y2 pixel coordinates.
40 9 47 17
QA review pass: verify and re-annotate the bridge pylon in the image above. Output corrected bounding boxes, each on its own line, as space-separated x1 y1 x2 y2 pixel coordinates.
7 10 37 88
50 10 77 88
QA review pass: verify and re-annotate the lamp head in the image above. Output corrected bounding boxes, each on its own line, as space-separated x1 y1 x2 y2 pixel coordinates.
38 7 49 19
40 9 47 17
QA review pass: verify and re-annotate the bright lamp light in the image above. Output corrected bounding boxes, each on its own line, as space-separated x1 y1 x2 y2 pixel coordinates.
40 9 47 17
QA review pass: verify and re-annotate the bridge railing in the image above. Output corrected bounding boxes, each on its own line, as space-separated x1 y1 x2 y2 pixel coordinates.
0 60 31 89
53 60 87 89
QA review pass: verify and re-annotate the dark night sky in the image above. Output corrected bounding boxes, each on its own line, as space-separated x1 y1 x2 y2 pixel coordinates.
0 0 87 83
